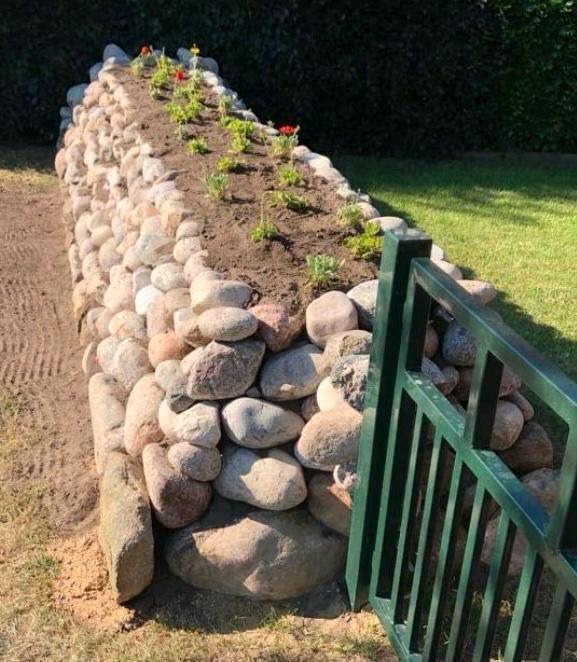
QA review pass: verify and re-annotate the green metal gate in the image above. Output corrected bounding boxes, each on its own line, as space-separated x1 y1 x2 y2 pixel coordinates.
345 230 577 661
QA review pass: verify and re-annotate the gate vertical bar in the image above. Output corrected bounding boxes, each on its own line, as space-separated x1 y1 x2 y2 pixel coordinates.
346 229 432 610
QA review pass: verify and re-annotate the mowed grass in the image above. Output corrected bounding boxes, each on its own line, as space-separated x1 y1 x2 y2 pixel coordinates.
339 156 577 456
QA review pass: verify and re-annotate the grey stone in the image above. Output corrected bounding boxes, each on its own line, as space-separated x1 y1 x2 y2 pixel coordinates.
316 377 348 411
346 280 378 330
305 291 358 348
259 343 328 401
110 338 152 392
99 452 154 603
124 374 164 457
103 273 133 314
456 280 498 305
165 509 346 600
171 402 221 447
167 442 222 481
142 443 212 528
186 339 265 400
221 397 304 449
151 262 187 292
214 446 307 511
154 359 187 395
442 321 477 366
295 409 362 471
96 335 122 375
190 279 252 314
330 354 370 411
108 310 147 341
197 307 258 342
323 330 372 368
135 233 175 267
88 373 125 474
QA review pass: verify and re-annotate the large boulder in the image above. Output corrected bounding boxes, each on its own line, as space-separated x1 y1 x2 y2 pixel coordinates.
259 343 328 401
186 339 265 400
305 291 358 348
323 330 372 367
214 446 307 510
498 422 553 474
88 372 125 474
98 452 154 603
250 303 303 352
346 280 378 330
165 509 347 600
307 473 352 536
491 400 524 450
124 374 164 457
221 397 304 449
330 354 370 411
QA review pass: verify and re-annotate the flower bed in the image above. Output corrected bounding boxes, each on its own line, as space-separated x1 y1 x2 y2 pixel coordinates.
56 43 559 604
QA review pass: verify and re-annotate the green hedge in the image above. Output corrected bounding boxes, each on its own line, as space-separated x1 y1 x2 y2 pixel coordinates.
1 1 576 154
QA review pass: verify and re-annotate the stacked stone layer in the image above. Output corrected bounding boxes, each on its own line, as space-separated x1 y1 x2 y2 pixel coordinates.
57 44 558 603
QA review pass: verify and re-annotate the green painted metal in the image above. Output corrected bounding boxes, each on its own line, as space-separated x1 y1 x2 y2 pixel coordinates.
346 230 577 660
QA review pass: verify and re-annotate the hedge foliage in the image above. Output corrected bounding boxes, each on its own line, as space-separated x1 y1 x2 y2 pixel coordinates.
1 1 575 154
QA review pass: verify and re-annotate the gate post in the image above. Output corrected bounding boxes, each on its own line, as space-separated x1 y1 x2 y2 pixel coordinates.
345 229 431 610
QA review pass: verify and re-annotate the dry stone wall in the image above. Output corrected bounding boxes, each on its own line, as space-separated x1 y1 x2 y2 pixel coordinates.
56 44 559 604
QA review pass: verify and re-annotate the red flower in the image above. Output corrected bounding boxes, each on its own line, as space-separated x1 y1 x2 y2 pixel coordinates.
140 45 151 56
279 125 297 136
174 70 186 82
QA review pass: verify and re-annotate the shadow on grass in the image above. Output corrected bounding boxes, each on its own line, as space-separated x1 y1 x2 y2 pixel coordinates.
0 143 55 176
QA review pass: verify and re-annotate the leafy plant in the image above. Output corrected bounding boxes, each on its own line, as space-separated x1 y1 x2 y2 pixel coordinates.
130 57 145 77
249 219 279 242
174 79 201 102
187 137 208 154
165 97 203 124
277 164 303 187
230 132 252 154
343 221 382 260
268 190 308 212
269 125 300 159
335 202 364 228
217 94 233 121
223 118 254 139
305 255 342 287
174 124 187 141
202 172 228 200
217 155 243 172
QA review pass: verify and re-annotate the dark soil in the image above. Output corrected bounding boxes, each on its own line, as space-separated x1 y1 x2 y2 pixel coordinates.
119 69 378 316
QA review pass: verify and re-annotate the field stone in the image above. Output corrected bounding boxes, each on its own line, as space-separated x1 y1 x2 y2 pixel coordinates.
124 374 164 457
82 341 99 378
424 325 439 358
142 443 212 528
432 259 464 280
259 343 327 401
307 473 352 536
135 233 175 267
457 280 498 305
421 358 455 395
174 237 202 264
135 284 163 316
301 394 320 421
323 330 372 367
155 359 187 395
373 216 407 233
108 310 147 341
99 452 154 603
346 280 378 330
482 468 559 575
171 402 221 447
88 373 126 474
505 391 535 422
96 335 122 374
197 307 258 342
250 303 303 352
442 321 477 366
167 442 222 481
305 291 358 348
190 280 252 314
453 366 522 403
295 408 362 471
498 422 553 474
221 397 304 448
148 331 188 367
103 273 133 314
330 354 369 411
214 446 307 511
316 377 348 412
151 262 187 292
165 508 347 600
111 338 153 392
491 400 525 450
132 268 152 296
186 339 265 400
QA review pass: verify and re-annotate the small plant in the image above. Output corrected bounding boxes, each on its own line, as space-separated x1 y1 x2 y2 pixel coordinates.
343 221 383 260
187 137 208 154
277 163 303 187
131 44 155 76
130 57 145 77
224 118 254 139
217 155 243 172
305 254 342 287
268 190 308 212
165 96 203 124
269 124 299 158
174 124 188 141
202 172 228 200
335 202 364 228
230 132 252 154
217 94 233 121
250 219 279 243
174 78 201 102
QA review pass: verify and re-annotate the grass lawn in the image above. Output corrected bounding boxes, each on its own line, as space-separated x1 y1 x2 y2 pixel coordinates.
339 156 577 457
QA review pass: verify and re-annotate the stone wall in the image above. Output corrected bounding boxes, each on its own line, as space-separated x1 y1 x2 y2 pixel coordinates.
55 44 559 604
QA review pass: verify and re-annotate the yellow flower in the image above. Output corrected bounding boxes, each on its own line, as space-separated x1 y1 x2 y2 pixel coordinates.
190 44 200 56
